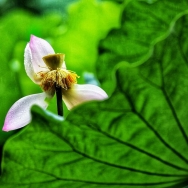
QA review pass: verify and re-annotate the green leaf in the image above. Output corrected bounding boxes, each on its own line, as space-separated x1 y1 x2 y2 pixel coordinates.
0 103 186 188
97 0 188 94
1 12 188 187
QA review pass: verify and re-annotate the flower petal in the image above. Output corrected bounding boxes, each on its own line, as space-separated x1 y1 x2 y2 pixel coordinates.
62 61 66 69
24 43 40 83
62 84 108 110
2 93 48 132
61 54 66 69
29 35 55 73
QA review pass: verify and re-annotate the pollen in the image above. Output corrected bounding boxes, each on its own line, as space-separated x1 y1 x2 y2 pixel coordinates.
38 68 79 92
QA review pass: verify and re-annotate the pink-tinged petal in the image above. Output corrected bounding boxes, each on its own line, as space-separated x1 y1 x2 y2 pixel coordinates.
2 93 48 132
29 35 55 73
63 84 108 110
24 43 41 84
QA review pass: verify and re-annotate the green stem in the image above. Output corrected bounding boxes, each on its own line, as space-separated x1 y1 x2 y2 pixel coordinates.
55 85 63 116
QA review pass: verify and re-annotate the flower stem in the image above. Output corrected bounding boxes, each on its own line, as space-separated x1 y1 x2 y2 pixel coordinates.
55 85 63 116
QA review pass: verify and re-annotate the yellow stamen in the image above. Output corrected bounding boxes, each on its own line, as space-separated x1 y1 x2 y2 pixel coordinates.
38 53 79 93
38 68 79 92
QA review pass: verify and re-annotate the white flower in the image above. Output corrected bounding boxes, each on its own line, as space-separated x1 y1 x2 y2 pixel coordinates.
3 35 108 131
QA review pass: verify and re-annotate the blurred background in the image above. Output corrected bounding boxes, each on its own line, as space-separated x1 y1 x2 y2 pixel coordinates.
0 0 123 168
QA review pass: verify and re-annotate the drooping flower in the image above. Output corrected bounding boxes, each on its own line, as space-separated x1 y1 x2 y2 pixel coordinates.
3 35 108 132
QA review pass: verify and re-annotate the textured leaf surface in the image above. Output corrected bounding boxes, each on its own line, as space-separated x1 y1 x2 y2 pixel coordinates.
1 13 188 187
97 0 188 93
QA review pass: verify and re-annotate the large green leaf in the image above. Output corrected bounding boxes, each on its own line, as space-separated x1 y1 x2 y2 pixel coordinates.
97 0 188 94
1 103 187 188
1 12 188 187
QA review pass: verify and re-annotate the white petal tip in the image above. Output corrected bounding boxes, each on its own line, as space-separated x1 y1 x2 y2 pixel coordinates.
2 126 9 132
63 84 108 110
2 93 48 132
2 121 21 132
30 34 37 40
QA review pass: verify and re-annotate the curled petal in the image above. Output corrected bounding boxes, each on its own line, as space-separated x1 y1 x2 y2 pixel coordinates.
63 84 108 110
2 93 48 132
24 43 41 84
29 35 55 73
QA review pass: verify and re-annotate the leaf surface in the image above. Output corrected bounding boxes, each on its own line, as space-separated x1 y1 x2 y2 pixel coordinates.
97 0 188 93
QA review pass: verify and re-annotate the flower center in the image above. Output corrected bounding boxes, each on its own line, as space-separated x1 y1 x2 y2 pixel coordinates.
38 54 79 92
